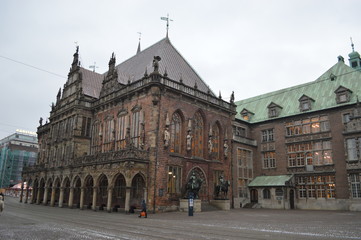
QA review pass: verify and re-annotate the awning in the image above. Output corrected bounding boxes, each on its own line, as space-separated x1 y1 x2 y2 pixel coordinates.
248 175 293 187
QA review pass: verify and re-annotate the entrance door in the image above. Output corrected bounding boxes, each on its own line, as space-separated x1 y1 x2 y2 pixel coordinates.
250 189 258 203
289 190 295 209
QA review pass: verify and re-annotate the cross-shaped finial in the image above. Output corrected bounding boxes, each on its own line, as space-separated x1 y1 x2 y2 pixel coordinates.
160 14 173 38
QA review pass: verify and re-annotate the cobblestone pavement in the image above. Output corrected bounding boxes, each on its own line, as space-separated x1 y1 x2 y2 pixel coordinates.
0 197 361 240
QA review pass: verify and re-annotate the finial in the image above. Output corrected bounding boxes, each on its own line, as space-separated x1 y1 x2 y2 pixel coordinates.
219 91 222 99
351 37 355 52
164 67 168 77
161 14 173 38
144 67 148 77
137 32 142 54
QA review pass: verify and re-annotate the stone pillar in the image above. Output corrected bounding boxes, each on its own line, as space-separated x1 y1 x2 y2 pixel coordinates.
125 187 131 213
50 187 56 207
19 184 24 203
43 187 49 205
79 187 85 210
36 187 41 204
58 187 65 208
106 187 113 213
92 187 97 211
25 188 29 203
68 187 74 208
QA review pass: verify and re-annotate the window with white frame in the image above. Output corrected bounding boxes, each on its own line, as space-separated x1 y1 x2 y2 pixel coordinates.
350 174 361 198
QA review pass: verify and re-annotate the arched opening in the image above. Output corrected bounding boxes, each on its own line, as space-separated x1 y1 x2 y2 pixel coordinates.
112 174 126 210
130 174 145 207
97 174 108 210
73 177 81 208
54 179 61 206
84 176 94 209
192 111 204 158
250 189 258 203
62 177 71 207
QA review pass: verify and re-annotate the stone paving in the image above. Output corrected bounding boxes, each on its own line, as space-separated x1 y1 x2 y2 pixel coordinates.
1 197 361 240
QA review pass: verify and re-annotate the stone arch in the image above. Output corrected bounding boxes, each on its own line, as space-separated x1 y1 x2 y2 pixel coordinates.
38 178 46 204
61 176 71 207
111 173 126 210
53 177 61 206
72 176 81 208
186 166 207 201
97 174 109 210
130 173 146 207
83 175 94 209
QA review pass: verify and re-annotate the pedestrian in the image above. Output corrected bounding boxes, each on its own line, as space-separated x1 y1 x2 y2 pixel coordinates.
0 193 4 214
138 200 147 218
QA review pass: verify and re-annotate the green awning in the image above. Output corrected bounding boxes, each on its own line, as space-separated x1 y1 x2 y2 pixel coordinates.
248 175 293 187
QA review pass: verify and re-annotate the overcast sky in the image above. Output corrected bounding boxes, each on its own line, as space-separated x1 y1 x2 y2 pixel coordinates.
0 0 360 140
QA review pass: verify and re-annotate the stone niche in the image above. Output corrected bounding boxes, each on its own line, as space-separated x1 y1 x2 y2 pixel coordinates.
179 199 202 212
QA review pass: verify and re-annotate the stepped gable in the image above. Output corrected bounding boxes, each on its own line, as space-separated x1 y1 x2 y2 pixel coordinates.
113 37 214 95
80 67 103 99
235 60 361 123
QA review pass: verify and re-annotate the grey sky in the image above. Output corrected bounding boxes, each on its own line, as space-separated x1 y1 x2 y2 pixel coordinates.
0 0 360 139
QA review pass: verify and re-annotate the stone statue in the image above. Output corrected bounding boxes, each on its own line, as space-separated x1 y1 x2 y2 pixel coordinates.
185 171 203 199
230 91 235 104
164 127 170 147
215 175 230 199
224 140 229 158
39 117 43 126
186 130 192 151
153 56 161 72
208 136 213 154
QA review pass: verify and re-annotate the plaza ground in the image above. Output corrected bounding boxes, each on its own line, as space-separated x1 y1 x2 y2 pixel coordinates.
0 196 360 240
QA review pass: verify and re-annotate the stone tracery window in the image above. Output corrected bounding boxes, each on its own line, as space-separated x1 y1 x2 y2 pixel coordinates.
170 112 182 153
116 111 128 150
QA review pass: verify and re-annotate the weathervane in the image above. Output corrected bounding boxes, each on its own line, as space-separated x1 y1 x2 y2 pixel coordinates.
161 14 173 38
351 37 355 52
89 62 99 72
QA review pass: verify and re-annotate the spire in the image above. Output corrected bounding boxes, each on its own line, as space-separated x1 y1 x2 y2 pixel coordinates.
137 32 141 54
71 46 79 70
160 14 173 38
351 37 355 52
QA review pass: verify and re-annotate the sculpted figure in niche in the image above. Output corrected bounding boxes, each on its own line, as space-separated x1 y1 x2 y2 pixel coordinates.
208 136 213 154
164 127 170 147
186 130 192 151
223 140 229 158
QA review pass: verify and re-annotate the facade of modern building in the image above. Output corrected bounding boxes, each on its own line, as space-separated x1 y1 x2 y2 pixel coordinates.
22 37 236 212
0 130 38 188
232 48 361 211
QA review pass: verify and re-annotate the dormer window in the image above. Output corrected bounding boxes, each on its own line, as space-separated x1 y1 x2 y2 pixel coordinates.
240 108 254 121
334 86 352 104
267 102 283 118
299 95 314 112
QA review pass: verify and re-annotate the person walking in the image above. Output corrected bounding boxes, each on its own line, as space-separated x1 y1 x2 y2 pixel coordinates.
138 200 147 218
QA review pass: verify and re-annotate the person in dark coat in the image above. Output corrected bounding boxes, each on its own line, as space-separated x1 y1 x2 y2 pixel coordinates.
138 200 147 218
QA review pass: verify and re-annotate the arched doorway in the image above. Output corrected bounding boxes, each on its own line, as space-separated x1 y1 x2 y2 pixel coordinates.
62 177 71 207
97 175 108 210
84 176 94 209
112 174 126 209
130 174 145 207
250 189 258 203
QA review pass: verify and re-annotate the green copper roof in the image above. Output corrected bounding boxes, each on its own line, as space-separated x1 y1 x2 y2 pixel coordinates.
248 175 293 187
235 61 361 123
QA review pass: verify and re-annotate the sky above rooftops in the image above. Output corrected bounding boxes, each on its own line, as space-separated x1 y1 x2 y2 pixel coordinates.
0 0 360 139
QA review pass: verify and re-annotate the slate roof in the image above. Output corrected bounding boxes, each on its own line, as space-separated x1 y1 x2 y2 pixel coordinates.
112 37 214 95
235 61 361 123
80 68 103 99
248 175 293 187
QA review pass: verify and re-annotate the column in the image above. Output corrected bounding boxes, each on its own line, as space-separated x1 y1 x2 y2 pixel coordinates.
92 187 97 211
124 187 131 213
68 187 74 208
106 187 113 213
42 187 49 205
50 187 56 207
58 187 64 208
25 188 29 204
79 187 85 210
19 183 24 203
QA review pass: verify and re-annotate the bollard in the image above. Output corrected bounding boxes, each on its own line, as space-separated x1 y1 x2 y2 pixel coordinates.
188 193 194 216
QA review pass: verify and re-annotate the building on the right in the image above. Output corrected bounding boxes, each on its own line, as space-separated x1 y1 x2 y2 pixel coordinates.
232 46 361 211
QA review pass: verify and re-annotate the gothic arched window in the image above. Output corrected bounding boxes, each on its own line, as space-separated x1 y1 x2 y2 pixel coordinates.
170 112 182 153
193 112 204 157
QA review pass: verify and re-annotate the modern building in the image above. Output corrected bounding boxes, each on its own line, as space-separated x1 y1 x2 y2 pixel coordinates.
22 36 235 212
232 46 361 211
0 130 38 188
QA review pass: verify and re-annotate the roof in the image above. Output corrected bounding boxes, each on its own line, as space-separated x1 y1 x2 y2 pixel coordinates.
112 37 214 95
80 68 103 98
235 61 361 123
248 175 293 187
